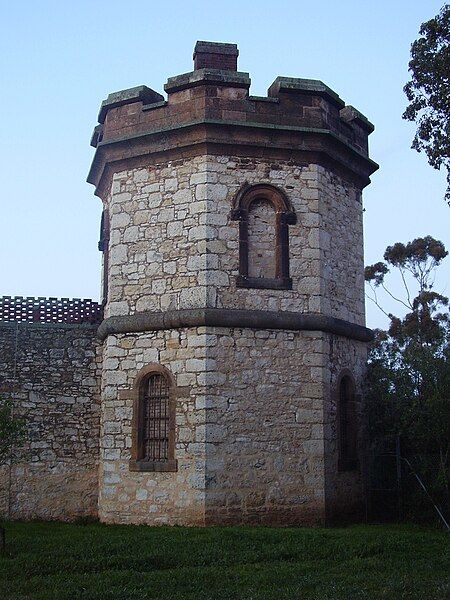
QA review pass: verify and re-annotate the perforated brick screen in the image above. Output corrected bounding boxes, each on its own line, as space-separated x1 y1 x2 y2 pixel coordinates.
0 296 103 324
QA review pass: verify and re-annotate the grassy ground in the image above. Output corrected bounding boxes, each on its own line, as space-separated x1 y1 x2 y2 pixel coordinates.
0 522 448 599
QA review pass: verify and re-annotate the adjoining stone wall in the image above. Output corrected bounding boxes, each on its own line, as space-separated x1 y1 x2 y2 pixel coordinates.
0 322 100 521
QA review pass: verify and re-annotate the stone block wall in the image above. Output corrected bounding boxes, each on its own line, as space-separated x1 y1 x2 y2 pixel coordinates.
105 156 364 322
99 325 338 525
320 170 365 325
106 155 214 318
0 322 100 521
100 154 368 525
203 327 328 525
99 328 206 525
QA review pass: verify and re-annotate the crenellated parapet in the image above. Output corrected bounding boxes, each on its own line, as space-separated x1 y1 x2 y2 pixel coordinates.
88 41 377 198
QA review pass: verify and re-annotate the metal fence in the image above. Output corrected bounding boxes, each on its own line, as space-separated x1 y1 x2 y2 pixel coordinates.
366 435 449 530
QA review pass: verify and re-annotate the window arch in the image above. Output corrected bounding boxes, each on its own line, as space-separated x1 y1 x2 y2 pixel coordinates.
129 364 177 472
337 371 358 472
231 183 296 290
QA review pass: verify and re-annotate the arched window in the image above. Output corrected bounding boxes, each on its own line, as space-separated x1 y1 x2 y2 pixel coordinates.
98 209 110 304
129 365 177 472
231 183 296 290
337 373 358 472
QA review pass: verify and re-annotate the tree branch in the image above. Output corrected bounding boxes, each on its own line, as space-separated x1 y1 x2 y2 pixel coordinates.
365 288 392 319
381 283 412 310
399 268 413 308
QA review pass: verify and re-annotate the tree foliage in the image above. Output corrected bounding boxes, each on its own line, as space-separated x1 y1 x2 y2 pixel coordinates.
0 397 26 551
0 397 26 465
365 237 449 518
403 4 450 204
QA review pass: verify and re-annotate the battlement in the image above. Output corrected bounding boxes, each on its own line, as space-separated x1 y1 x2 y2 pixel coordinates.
88 41 377 198
0 296 103 324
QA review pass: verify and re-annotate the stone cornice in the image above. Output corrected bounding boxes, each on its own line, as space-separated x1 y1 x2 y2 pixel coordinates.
97 308 373 343
87 119 379 198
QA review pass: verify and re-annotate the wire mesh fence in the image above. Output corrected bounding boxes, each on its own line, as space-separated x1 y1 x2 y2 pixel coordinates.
367 435 449 529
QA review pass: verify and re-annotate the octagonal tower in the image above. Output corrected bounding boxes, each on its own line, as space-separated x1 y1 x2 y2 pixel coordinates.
89 41 377 525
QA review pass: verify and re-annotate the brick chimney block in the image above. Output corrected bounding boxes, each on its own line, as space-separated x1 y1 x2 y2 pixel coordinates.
193 41 238 71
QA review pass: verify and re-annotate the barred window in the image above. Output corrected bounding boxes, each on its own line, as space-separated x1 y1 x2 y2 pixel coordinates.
130 365 177 472
140 374 169 461
338 374 358 472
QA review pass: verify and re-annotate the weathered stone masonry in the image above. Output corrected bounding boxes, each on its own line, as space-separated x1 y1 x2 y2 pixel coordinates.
0 317 100 521
89 41 377 525
0 41 377 525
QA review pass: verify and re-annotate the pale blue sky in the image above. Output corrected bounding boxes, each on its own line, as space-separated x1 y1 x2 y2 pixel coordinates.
0 0 448 329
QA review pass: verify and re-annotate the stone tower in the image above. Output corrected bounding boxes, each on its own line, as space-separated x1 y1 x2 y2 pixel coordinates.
88 41 377 525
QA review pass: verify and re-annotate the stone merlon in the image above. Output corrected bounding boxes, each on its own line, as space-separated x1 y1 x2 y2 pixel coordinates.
88 41 378 197
193 41 239 71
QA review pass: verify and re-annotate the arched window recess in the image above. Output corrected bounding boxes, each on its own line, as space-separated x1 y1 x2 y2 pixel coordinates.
98 208 110 304
129 364 177 473
336 370 359 472
231 183 296 290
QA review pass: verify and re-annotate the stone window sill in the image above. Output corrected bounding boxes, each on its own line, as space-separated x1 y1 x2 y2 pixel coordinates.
129 459 178 472
236 276 292 290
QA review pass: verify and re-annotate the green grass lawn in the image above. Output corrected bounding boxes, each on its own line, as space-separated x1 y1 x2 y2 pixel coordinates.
0 522 448 599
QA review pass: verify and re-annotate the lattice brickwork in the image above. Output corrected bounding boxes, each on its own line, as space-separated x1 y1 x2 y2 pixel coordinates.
0 296 103 324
